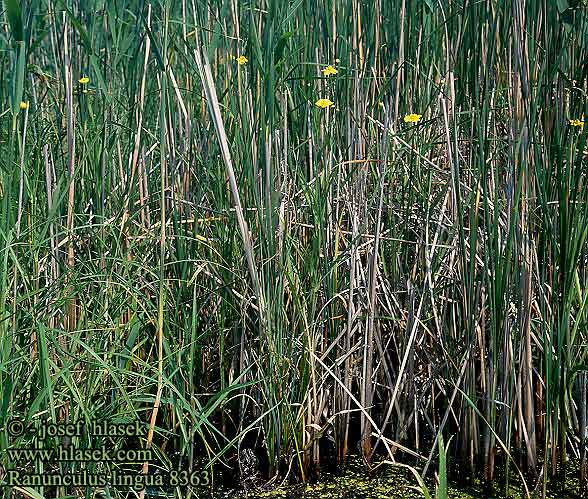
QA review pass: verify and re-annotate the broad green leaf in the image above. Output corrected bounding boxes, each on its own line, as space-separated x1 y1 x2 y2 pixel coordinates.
11 41 26 115
274 31 294 66
556 0 570 12
4 0 23 41
437 434 447 499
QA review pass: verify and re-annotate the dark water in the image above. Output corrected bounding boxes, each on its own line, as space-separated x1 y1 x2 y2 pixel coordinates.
142 457 586 499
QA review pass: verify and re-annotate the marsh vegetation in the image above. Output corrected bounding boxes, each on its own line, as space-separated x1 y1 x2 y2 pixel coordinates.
0 0 588 498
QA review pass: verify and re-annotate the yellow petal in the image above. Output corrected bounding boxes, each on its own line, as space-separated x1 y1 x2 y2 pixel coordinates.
404 113 422 123
315 98 334 109
19 101 29 110
322 65 338 76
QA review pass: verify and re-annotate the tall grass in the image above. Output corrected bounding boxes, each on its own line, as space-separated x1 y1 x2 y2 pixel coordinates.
0 0 587 498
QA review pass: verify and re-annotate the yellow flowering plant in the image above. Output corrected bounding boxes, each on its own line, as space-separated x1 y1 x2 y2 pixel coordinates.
315 98 334 109
322 65 338 76
404 113 422 123
569 117 584 128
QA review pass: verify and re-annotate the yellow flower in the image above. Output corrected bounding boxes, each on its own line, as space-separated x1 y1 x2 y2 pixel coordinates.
315 98 334 109
322 65 338 76
404 113 422 123
236 55 248 65
79 76 90 84
569 118 584 128
19 101 29 110
335 58 341 63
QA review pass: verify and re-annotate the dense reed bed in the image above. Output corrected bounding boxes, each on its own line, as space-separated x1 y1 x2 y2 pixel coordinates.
1 0 588 497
